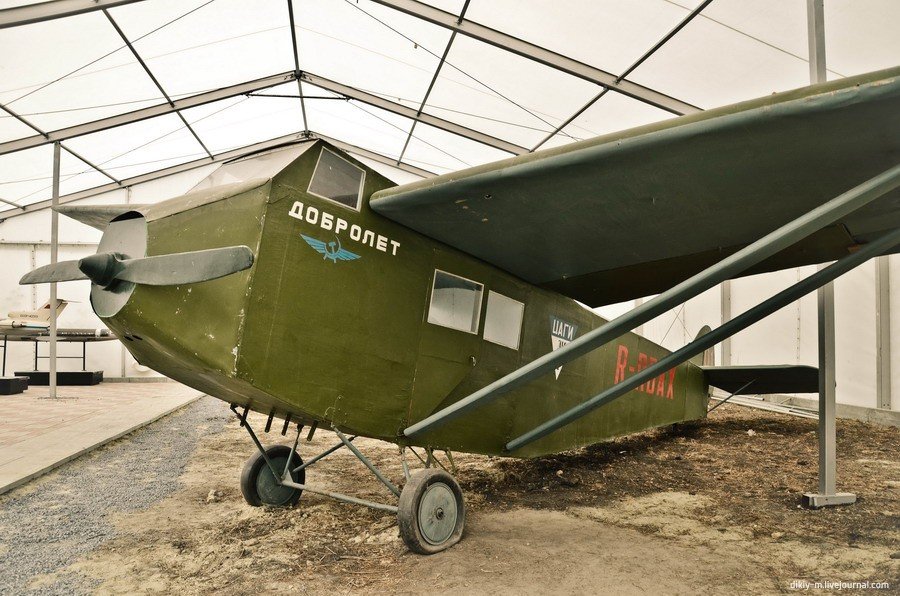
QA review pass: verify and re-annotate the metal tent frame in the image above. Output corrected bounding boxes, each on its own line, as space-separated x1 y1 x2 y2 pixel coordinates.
0 0 708 217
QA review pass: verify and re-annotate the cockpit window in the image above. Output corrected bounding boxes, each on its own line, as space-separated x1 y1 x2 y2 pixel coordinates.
307 148 365 210
427 270 484 334
483 291 524 349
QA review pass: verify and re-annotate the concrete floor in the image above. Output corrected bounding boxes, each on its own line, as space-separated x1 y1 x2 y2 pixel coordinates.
0 382 203 494
0 396 228 595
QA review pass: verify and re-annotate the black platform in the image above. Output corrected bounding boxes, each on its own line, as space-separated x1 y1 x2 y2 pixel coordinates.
0 376 29 395
15 371 103 386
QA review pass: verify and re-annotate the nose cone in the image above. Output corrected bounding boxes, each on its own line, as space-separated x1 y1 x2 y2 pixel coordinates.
100 179 270 388
78 253 120 288
89 213 147 318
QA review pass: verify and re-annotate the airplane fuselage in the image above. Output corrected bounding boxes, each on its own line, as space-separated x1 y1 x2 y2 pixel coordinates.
101 142 708 457
0 320 49 330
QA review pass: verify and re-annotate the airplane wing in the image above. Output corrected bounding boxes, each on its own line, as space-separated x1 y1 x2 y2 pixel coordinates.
370 66 900 306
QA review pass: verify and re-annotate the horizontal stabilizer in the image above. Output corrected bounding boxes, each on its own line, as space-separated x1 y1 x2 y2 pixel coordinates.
701 365 819 395
56 204 150 230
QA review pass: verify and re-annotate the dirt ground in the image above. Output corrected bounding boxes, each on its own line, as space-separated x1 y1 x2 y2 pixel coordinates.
39 403 900 594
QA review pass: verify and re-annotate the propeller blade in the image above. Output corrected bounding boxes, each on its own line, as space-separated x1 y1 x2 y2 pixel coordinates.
115 246 254 286
19 260 89 284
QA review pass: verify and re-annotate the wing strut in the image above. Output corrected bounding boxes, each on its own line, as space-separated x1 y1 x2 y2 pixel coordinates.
505 225 900 452
403 162 900 438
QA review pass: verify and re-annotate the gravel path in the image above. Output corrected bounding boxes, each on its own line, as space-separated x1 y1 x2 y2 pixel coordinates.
0 396 228 595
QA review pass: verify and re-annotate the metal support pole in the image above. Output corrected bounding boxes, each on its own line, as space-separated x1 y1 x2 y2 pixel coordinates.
803 0 855 508
285 0 308 132
807 0 827 84
1 335 7 376
49 142 60 399
815 280 838 494
505 227 900 453
404 162 900 438
720 280 733 366
876 257 892 410
121 185 129 378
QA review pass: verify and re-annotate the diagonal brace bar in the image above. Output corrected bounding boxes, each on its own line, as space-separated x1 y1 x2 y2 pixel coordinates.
290 435 356 474
505 225 900 452
334 429 400 497
229 404 283 480
368 0 699 115
404 163 900 438
706 380 755 414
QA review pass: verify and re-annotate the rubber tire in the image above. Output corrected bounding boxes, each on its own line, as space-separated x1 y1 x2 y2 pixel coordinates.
240 445 305 507
398 468 466 554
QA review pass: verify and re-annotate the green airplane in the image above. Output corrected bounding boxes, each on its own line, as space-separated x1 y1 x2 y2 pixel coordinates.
20 67 900 553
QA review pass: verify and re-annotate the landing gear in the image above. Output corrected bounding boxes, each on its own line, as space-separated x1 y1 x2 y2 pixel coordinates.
241 444 304 507
398 469 465 554
230 404 466 554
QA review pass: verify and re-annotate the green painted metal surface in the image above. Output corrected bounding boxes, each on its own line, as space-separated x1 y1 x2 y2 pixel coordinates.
370 66 900 306
103 141 708 458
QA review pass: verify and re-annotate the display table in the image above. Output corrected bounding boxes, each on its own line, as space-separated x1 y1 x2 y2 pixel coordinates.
15 371 103 386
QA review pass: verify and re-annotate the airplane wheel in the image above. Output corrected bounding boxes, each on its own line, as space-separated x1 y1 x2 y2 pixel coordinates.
398 468 465 554
240 445 304 507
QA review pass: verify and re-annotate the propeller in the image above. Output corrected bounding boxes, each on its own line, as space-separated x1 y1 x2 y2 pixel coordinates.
19 210 255 318
20 246 254 288
19 260 87 284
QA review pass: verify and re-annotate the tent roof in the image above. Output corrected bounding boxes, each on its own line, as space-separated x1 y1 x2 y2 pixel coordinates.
0 0 898 219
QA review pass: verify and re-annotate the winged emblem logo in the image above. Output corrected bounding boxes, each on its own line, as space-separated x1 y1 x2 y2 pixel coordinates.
301 234 361 263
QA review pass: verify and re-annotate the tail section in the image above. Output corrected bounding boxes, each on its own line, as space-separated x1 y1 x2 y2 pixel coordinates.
690 325 715 367
689 324 818 394
8 299 69 322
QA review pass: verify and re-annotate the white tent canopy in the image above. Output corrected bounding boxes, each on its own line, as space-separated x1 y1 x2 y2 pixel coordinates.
2 0 897 213
0 0 897 408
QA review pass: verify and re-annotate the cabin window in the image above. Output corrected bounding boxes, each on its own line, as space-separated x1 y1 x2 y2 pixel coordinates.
427 270 484 334
307 148 365 210
483 291 525 350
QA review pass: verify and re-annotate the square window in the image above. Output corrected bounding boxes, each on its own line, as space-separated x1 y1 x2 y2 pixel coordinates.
427 270 484 334
483 291 525 350
307 147 365 210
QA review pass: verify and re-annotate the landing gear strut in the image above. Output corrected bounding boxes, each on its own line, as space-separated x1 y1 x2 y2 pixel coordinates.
230 404 466 554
